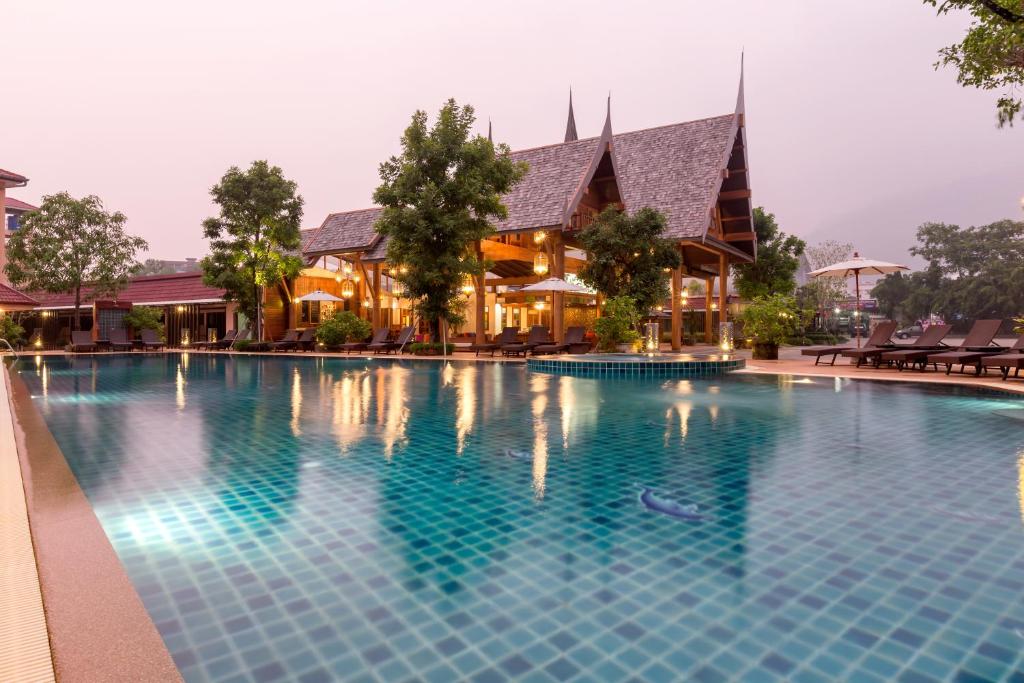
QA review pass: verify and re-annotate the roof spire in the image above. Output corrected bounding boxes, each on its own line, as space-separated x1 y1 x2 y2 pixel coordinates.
487 119 493 144
601 92 612 138
735 51 745 116
564 89 578 142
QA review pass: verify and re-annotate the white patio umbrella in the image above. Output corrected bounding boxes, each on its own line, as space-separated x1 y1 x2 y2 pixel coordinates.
294 289 343 302
519 277 591 293
808 252 909 347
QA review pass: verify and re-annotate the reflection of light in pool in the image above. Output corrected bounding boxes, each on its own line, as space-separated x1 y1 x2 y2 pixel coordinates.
455 365 476 455
290 367 302 437
1018 452 1024 525
783 378 816 385
530 374 549 499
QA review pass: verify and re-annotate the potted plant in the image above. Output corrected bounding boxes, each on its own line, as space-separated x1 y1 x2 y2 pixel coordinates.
595 296 641 352
315 310 372 350
740 294 802 360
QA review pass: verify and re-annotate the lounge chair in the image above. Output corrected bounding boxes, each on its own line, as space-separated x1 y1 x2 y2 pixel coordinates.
108 329 134 352
842 324 950 368
981 343 1024 380
264 329 299 352
800 321 897 366
194 329 236 350
69 330 96 353
340 328 387 354
469 327 519 357
531 326 591 355
926 320 1008 375
296 328 318 351
502 325 550 357
228 328 252 350
140 329 166 350
370 326 414 354
876 324 956 371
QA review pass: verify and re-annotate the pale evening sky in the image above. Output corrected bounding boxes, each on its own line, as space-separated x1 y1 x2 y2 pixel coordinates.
3 0 1021 265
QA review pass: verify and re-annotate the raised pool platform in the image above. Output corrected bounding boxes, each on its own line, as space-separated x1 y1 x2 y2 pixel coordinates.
527 352 746 377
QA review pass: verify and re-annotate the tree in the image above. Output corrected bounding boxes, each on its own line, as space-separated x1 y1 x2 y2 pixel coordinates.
870 271 914 321
731 207 805 299
577 207 681 315
5 193 147 330
799 240 853 329
373 99 527 340
925 0 1024 126
201 161 304 341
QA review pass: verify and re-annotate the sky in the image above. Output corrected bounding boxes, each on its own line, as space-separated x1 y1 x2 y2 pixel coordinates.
3 0 1022 265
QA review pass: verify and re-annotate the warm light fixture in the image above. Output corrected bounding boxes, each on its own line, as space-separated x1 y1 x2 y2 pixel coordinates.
681 289 689 304
342 261 353 275
533 300 546 310
176 305 185 313
353 273 361 283
341 278 355 298
392 281 404 297
362 297 371 308
461 276 475 295
335 273 342 283
533 230 546 244
533 252 549 275
711 302 718 311
391 297 399 310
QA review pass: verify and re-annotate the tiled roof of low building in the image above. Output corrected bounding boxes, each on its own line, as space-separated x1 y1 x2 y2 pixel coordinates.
0 282 40 307
3 197 37 212
30 272 226 309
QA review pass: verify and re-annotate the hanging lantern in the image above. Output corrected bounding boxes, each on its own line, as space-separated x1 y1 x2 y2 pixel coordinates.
362 297 371 308
533 252 549 275
341 278 355 299
533 298 546 311
342 261 353 275
461 276 475 295
392 280 404 297
335 273 342 283
533 230 546 245
681 289 689 305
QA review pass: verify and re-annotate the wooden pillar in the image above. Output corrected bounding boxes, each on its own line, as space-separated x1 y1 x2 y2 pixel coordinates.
474 242 486 344
704 276 714 343
552 232 565 343
718 253 728 324
671 267 682 351
371 263 382 329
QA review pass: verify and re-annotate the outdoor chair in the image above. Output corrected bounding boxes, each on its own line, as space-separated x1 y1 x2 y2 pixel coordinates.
139 329 166 350
295 328 318 352
108 329 135 352
469 327 518 357
502 325 550 357
531 326 590 355
800 321 897 366
841 324 950 368
876 324 956 371
370 326 414 354
340 328 387 354
228 328 252 350
980 344 1024 380
69 330 96 353
925 320 1008 375
264 329 299 352
194 329 236 350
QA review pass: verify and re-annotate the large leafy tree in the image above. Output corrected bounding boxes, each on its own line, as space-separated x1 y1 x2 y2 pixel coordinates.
201 161 304 341
731 207 805 299
925 0 1024 126
6 192 147 330
577 207 681 314
373 99 527 339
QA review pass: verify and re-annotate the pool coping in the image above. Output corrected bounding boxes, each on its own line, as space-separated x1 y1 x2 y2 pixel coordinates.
6 366 182 682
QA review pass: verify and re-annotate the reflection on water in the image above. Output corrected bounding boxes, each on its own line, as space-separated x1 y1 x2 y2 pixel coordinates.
455 364 476 455
530 373 549 499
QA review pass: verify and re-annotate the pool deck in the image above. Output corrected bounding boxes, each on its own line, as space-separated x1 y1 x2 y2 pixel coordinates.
2 344 1021 680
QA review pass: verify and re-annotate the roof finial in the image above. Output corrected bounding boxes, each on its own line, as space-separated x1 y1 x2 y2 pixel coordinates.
601 92 613 138
735 50 746 115
564 89 578 143
487 119 493 144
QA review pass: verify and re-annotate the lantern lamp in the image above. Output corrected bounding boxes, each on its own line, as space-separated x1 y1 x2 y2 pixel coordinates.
341 278 355 299
533 299 546 311
533 252 549 275
392 281 404 297
533 230 546 245
461 277 475 295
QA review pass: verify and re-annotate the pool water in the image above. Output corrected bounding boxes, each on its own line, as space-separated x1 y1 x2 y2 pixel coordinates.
19 354 1024 683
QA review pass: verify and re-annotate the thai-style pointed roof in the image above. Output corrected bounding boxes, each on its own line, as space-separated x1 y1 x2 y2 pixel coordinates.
564 90 578 143
487 120 493 144
304 207 383 258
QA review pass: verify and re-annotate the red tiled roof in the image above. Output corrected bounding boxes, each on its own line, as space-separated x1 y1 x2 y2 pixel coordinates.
0 282 39 307
3 197 37 212
0 168 28 186
30 272 226 309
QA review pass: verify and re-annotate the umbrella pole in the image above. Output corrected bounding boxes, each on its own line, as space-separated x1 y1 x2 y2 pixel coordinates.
855 270 862 348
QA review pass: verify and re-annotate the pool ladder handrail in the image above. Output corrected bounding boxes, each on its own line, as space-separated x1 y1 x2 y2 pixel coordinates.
0 338 19 361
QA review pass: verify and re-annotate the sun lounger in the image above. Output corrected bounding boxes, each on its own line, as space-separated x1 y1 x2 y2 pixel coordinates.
531 326 590 355
801 321 897 365
876 324 955 371
227 328 252 350
263 329 299 351
194 329 236 350
295 328 318 351
469 327 519 357
981 347 1024 380
139 329 166 350
370 326 414 354
340 328 388 354
926 320 1010 375
843 324 950 368
108 329 134 352
69 330 96 353
502 325 550 357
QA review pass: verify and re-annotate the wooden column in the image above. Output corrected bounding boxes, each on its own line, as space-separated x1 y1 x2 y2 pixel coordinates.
671 267 682 351
718 253 728 324
371 263 382 329
704 276 714 343
474 242 486 344
552 232 565 343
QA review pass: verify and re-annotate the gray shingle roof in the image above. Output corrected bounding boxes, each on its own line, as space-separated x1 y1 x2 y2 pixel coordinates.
613 114 736 239
304 207 383 256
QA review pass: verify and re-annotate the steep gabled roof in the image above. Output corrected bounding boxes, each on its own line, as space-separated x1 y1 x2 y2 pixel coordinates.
304 207 383 257
612 114 737 240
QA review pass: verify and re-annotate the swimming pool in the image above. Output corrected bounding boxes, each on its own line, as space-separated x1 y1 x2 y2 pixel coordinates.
19 354 1024 682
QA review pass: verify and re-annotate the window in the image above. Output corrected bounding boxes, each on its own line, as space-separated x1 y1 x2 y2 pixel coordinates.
301 300 321 324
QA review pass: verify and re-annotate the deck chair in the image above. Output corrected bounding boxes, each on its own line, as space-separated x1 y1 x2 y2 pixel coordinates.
841 324 950 368
926 320 1007 375
800 321 897 366
264 329 300 352
502 325 550 357
531 326 590 355
370 326 414 354
340 328 387 354
108 329 134 352
980 334 1024 379
69 330 96 353
469 327 519 357
295 328 318 352
875 324 955 371
194 329 236 350
139 328 166 350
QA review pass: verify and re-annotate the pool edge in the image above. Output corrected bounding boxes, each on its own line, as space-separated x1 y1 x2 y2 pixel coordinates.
6 366 182 683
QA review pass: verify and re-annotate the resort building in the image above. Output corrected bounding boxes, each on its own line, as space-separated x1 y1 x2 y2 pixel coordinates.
0 167 30 286
303 74 755 350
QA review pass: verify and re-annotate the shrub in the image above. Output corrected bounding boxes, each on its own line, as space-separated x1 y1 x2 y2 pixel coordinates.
594 296 640 351
123 306 164 338
0 317 26 346
408 342 455 355
316 311 372 348
233 339 254 352
740 294 802 347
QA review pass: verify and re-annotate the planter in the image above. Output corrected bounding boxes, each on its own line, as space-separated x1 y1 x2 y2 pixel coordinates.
752 341 779 360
